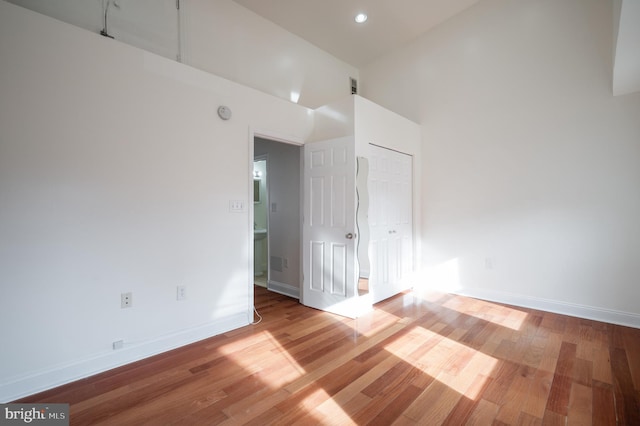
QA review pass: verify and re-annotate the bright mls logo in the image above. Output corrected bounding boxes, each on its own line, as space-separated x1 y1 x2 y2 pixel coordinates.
1 404 68 425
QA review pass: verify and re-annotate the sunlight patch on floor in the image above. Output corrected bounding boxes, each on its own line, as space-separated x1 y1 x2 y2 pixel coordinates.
385 325 498 400
313 387 357 424
435 350 498 399
218 331 306 388
441 296 528 331
354 309 404 338
415 258 528 331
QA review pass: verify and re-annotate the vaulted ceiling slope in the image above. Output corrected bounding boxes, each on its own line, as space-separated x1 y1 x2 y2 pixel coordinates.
236 0 640 95
232 0 480 67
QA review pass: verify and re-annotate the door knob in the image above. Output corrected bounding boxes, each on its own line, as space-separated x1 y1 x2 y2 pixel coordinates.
345 233 354 239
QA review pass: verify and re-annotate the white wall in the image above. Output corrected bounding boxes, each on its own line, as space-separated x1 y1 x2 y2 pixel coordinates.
5 0 179 60
0 0 314 401
311 96 356 143
6 0 359 110
185 0 359 109
361 0 640 325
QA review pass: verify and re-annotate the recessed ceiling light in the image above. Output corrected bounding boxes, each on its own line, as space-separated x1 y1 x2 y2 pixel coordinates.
354 13 367 24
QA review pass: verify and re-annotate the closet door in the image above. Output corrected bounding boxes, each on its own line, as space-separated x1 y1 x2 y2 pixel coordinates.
368 145 413 303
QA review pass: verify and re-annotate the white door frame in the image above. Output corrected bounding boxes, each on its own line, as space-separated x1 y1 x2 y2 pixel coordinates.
247 128 304 320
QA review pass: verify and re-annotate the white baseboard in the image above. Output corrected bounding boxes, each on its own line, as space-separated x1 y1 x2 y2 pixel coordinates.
267 280 300 299
453 287 640 329
0 313 248 403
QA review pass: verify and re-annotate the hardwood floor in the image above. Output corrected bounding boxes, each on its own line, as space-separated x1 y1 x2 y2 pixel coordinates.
18 286 640 425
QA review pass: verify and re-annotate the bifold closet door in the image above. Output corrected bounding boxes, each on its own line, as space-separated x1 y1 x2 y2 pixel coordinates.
368 145 413 303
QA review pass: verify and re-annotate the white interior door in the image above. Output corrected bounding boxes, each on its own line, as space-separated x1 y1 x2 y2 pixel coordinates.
369 144 413 303
302 137 360 317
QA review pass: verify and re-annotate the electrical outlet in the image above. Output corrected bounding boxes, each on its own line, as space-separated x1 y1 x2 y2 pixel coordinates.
177 285 186 301
112 340 124 350
283 258 288 268
121 292 132 308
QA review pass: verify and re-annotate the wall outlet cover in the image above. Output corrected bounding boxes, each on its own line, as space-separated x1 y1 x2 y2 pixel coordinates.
121 292 132 308
177 285 186 301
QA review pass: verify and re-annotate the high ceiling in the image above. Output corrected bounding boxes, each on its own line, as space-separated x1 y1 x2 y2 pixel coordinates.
232 0 481 67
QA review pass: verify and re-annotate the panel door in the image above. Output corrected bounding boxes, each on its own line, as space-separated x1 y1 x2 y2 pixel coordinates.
368 144 413 303
302 137 359 317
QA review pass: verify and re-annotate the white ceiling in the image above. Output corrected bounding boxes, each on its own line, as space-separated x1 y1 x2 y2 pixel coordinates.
232 0 481 67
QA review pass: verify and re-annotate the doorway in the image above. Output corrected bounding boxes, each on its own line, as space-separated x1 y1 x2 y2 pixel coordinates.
252 136 302 300
253 157 268 288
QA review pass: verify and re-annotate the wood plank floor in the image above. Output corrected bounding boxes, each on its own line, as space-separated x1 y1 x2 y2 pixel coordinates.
17 286 640 425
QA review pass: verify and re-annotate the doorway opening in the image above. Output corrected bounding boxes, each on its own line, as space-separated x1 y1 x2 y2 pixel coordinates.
252 136 302 302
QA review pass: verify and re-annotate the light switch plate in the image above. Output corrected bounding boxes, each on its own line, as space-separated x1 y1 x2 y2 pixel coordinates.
229 200 245 212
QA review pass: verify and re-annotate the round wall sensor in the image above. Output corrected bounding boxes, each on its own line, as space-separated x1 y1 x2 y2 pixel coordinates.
217 105 232 120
